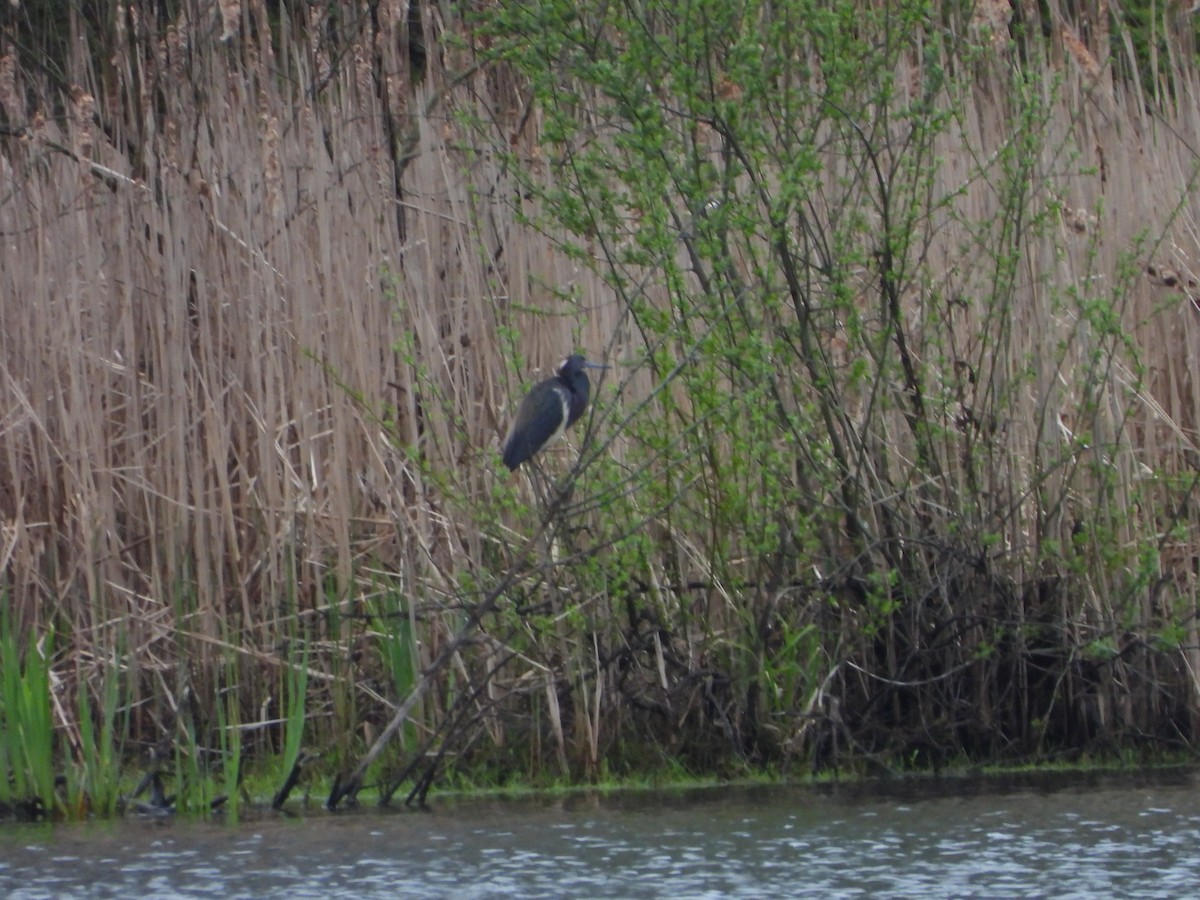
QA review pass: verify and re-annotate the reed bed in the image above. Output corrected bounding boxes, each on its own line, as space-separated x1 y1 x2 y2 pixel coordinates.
2 1 1200 814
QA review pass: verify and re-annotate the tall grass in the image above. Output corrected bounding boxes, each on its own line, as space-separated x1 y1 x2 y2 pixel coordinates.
1 0 1200 810
0 602 56 813
72 645 123 816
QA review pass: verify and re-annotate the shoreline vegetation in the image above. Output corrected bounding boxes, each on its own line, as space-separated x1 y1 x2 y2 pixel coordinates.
4 0 1200 820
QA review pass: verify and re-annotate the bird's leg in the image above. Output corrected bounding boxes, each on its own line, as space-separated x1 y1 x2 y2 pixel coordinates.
524 458 576 517
527 459 554 503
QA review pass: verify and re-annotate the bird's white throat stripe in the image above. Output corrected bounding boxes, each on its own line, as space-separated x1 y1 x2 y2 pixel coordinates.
552 384 571 443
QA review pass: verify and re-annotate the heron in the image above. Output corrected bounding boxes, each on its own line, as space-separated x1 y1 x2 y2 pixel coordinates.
502 354 608 471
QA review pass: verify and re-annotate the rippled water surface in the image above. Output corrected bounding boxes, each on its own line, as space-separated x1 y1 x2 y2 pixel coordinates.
2 771 1199 898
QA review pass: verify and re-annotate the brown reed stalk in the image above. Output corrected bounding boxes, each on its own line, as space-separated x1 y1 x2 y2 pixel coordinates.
1 2 1200 801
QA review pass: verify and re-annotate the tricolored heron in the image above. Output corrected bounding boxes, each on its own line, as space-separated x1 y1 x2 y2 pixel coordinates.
502 354 608 471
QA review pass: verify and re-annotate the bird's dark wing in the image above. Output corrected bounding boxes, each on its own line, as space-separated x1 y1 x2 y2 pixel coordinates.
502 381 570 470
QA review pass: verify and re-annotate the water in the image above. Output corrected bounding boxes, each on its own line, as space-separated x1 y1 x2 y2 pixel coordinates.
2 771 1199 898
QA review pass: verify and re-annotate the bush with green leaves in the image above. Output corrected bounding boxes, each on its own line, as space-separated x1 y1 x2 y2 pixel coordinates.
452 0 1197 773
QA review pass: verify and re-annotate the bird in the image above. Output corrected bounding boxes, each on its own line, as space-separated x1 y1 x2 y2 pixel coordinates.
502 354 608 471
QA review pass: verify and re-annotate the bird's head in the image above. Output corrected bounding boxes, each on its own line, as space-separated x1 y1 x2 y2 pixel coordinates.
557 354 609 378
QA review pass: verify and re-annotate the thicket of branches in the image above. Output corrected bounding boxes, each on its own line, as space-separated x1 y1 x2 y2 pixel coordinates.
3 0 1200 811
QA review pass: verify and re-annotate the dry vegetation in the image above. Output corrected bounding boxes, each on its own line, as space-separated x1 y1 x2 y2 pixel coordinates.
2 0 1200 806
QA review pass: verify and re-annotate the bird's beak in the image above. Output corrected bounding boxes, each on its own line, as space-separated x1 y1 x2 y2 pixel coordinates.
582 361 610 370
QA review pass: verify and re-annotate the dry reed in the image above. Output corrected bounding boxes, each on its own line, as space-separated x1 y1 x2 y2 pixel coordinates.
1 1 1199 799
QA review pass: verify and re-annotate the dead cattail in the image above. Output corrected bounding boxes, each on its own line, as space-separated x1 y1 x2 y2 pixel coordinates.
1062 26 1102 81
262 111 282 222
69 85 95 161
218 0 241 44
0 53 20 128
970 0 1012 42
